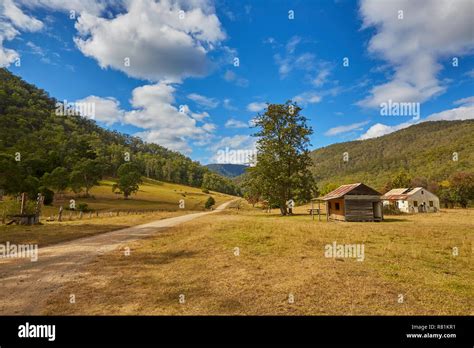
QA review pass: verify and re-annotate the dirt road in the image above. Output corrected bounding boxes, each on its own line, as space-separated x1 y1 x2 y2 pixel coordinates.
0 200 237 314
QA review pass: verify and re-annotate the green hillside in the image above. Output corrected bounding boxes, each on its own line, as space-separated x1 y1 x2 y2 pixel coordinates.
310 120 474 191
36 177 234 216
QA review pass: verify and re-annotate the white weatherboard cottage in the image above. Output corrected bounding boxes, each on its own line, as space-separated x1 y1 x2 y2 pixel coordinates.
382 187 440 213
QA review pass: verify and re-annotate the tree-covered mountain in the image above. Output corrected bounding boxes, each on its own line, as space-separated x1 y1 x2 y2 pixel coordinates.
205 163 249 177
310 120 474 192
0 68 240 198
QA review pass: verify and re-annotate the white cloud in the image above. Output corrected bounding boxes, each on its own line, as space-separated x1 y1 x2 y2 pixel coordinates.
225 118 249 129
325 121 370 136
273 36 333 85
135 130 193 154
74 0 226 81
0 0 43 67
75 95 124 125
247 102 267 112
285 35 301 54
124 82 210 131
209 134 257 164
358 0 474 108
26 41 44 56
223 98 237 110
223 69 249 87
25 40 57 64
211 134 255 151
2 0 43 30
425 105 474 121
275 51 316 78
17 0 109 16
71 82 215 153
187 93 219 108
178 104 210 122
359 121 413 140
293 91 322 105
312 68 330 87
453 96 474 107
359 102 474 139
272 36 316 78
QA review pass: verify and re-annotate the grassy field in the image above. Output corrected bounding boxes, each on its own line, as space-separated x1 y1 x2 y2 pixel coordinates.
0 178 235 246
0 211 189 247
43 203 473 315
40 177 234 215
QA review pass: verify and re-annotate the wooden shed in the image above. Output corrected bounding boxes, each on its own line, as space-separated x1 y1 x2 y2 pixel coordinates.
319 183 383 222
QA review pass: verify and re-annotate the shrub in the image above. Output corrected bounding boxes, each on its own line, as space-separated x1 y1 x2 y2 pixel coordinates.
77 203 89 212
205 196 215 209
39 187 54 205
202 188 209 194
0 198 36 216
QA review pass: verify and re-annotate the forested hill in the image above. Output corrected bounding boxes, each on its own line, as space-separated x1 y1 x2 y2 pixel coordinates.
205 163 249 177
310 119 474 191
0 68 239 196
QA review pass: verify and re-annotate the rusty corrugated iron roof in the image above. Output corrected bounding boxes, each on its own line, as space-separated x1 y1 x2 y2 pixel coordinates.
383 188 409 196
381 187 424 200
382 194 409 200
319 183 362 200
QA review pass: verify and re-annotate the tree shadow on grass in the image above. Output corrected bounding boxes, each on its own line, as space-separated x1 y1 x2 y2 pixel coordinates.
383 217 409 222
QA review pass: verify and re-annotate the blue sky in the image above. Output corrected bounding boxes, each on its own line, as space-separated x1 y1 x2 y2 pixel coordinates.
1 0 473 164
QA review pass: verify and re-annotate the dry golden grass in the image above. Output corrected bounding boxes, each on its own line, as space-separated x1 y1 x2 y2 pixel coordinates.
0 211 189 247
44 205 473 315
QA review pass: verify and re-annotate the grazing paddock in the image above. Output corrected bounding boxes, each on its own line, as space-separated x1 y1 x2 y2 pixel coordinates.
0 179 234 246
43 206 473 315
39 178 233 216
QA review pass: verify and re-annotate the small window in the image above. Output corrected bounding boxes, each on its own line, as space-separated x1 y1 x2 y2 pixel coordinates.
421 190 424 194
413 201 418 207
335 202 340 210
429 201 433 207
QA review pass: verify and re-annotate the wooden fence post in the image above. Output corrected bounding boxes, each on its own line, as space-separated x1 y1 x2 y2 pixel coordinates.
20 193 26 215
318 201 321 221
58 206 63 222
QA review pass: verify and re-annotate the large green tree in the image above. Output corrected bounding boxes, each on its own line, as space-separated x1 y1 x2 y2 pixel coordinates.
112 163 142 199
0 154 22 195
449 172 474 208
69 159 104 196
41 166 69 196
241 173 263 207
247 101 316 215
